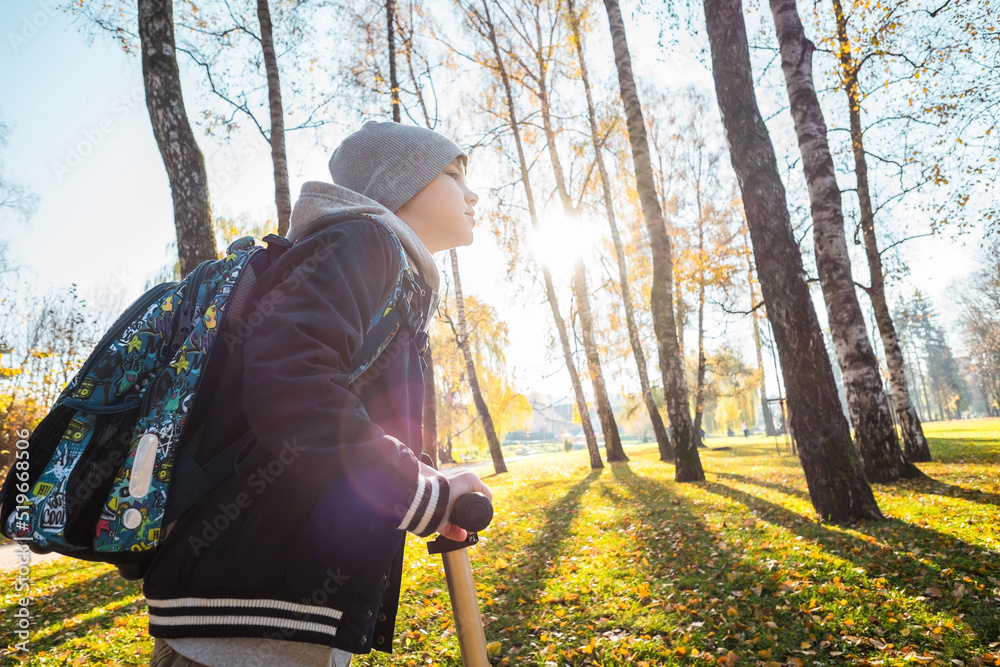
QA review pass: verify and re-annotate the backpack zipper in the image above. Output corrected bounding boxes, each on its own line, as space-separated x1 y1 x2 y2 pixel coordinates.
139 259 216 418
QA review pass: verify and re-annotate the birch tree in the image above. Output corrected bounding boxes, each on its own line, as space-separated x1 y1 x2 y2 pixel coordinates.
422 342 440 467
78 0 334 239
379 0 450 464
492 0 626 462
386 0 401 122
811 0 999 232
138 0 218 275
826 0 933 463
173 0 321 236
668 99 742 449
448 252 508 473
603 0 703 481
565 0 672 461
433 293 530 458
702 0 882 520
456 0 604 469
255 0 291 235
769 0 921 481
740 225 776 436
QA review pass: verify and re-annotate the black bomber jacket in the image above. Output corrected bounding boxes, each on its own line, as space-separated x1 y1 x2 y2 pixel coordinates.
142 215 448 654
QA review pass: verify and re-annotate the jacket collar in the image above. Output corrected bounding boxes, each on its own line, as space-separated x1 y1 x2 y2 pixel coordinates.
287 180 441 318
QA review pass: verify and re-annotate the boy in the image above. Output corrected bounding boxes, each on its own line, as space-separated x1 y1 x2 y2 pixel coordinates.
146 121 493 667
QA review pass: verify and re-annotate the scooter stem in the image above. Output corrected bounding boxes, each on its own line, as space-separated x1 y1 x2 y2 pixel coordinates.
442 547 489 667
428 492 494 667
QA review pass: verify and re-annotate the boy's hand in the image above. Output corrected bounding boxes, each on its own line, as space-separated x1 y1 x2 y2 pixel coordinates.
422 463 493 541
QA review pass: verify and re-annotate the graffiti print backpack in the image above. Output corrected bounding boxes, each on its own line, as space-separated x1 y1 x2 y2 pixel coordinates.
0 213 428 574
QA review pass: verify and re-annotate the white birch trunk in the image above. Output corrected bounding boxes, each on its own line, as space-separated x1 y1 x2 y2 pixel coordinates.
769 0 922 482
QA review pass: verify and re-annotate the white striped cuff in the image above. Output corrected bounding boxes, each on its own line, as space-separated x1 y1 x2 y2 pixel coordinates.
397 472 450 537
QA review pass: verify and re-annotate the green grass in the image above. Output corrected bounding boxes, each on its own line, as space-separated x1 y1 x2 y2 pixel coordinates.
3 420 1000 666
0 557 148 665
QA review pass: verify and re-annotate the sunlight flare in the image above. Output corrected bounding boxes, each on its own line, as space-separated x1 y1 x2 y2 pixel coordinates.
527 210 602 278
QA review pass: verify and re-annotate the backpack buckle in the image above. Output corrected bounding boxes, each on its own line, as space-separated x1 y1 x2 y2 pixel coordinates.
261 234 293 250
414 331 429 354
401 294 426 335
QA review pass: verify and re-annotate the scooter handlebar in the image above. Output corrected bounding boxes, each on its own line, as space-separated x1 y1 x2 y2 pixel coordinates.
449 492 493 532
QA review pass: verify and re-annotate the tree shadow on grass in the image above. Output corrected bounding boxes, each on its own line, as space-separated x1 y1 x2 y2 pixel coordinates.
893 477 1000 509
30 595 147 654
484 469 601 626
716 462 1000 511
0 554 100 589
1 565 121 614
926 436 1000 464
604 465 831 655
711 471 811 502
697 480 1000 643
606 468 1000 658
478 460 999 663
0 568 145 650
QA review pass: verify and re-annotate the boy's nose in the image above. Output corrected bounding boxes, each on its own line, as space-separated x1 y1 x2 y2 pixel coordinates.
466 188 479 206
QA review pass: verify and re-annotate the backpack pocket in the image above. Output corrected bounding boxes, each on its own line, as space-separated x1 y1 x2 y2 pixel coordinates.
2 401 141 553
0 404 75 543
62 403 142 548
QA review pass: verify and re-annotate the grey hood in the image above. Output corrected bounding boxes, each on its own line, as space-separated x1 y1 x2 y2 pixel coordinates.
287 180 441 318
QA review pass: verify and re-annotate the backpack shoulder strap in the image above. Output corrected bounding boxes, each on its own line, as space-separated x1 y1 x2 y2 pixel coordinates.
290 211 428 382
346 215 429 384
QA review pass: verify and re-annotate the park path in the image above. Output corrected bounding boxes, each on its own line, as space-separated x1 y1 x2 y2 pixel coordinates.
0 541 65 571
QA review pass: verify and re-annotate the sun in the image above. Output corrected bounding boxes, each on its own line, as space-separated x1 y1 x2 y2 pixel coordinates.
527 210 601 278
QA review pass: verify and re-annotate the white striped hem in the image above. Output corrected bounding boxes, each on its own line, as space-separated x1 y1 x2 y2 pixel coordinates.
147 597 343 620
413 479 441 535
149 614 337 638
397 477 428 531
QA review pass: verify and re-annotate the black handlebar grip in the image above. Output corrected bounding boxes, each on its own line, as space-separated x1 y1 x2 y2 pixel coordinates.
450 492 493 532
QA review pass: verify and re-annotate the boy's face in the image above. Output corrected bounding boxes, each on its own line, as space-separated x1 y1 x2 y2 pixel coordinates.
395 157 479 254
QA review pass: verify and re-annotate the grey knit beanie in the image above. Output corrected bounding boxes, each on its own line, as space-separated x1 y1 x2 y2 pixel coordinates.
328 121 468 213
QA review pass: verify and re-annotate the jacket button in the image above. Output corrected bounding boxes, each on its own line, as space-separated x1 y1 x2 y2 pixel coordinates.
381 574 387 583
366 610 372 619
376 635 385 645
378 613 386 622
361 635 367 645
